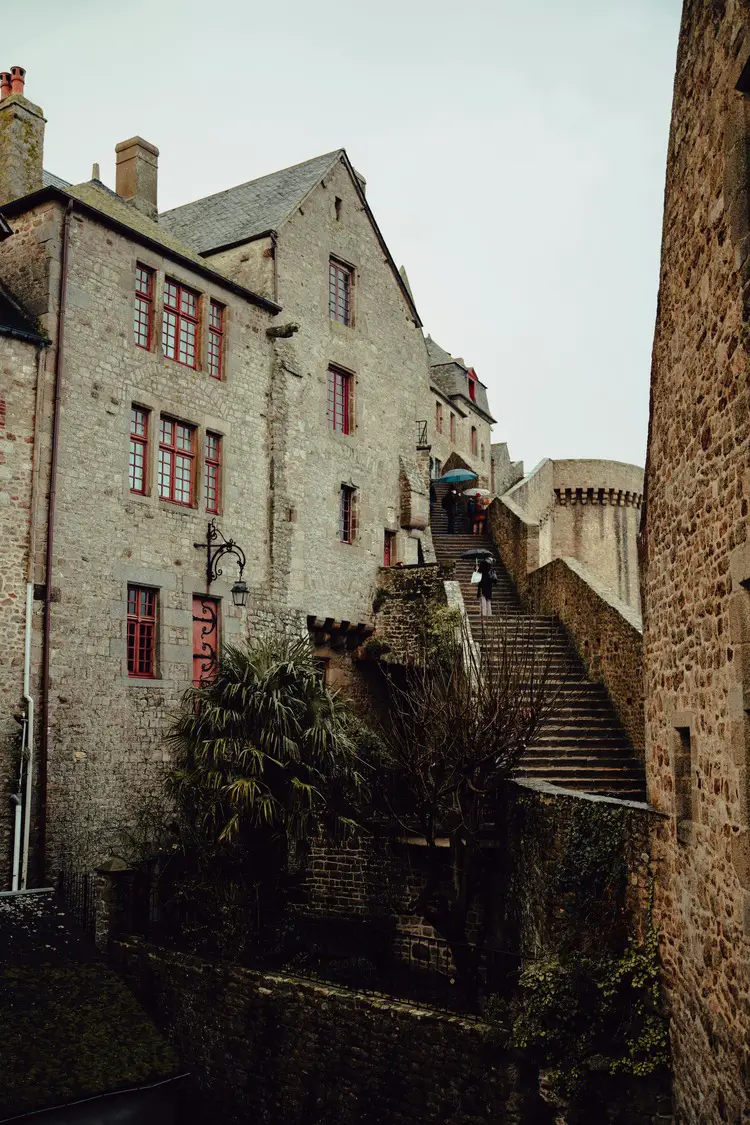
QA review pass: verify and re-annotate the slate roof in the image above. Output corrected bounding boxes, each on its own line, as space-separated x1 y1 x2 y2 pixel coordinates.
0 280 46 343
161 150 343 254
0 888 182 1120
425 336 495 423
0 180 280 313
43 169 71 190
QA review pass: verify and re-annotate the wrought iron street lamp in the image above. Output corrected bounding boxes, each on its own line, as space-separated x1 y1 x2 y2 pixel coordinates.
195 519 248 608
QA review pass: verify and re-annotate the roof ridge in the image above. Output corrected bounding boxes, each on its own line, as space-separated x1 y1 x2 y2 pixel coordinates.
161 149 344 217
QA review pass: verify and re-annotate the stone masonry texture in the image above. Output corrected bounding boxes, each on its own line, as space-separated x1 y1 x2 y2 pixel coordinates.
644 2 750 1120
0 145 441 883
528 557 645 754
111 937 549 1125
0 332 41 880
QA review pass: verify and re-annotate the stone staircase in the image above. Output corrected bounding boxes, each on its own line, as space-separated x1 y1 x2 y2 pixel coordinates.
431 482 646 800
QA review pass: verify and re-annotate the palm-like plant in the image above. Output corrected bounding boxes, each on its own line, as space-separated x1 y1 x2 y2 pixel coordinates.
167 634 364 852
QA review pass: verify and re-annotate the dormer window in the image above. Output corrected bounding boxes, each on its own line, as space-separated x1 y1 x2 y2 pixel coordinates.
467 367 478 403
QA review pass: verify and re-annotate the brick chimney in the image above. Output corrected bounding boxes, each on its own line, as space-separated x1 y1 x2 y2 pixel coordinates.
115 136 159 220
0 66 46 207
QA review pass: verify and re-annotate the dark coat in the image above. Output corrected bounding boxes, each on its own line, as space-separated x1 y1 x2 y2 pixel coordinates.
442 489 459 513
476 558 495 600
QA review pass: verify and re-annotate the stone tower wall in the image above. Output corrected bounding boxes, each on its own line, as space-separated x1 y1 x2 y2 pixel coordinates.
644 2 750 1119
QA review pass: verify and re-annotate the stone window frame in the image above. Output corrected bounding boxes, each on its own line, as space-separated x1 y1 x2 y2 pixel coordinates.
327 365 354 435
671 711 698 845
122 392 231 520
449 413 456 443
126 584 159 679
329 256 355 328
112 566 243 690
339 482 358 545
129 254 233 384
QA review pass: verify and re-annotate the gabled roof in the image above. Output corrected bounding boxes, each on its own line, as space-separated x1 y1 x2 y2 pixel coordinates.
0 888 183 1120
0 182 280 314
0 279 46 343
161 150 343 253
161 148 422 326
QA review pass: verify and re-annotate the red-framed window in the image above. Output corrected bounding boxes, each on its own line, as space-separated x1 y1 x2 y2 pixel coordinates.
204 431 221 514
134 265 154 350
435 401 443 434
163 278 199 368
471 426 478 456
207 300 225 379
384 530 396 566
339 484 356 544
328 366 353 434
449 414 456 442
129 406 149 494
467 367 478 403
192 595 220 687
329 259 353 326
127 586 157 678
158 417 195 505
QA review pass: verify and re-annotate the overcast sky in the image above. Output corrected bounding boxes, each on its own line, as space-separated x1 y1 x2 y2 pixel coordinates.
4 0 681 470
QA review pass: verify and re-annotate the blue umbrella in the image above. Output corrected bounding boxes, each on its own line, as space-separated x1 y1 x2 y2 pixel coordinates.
440 468 478 483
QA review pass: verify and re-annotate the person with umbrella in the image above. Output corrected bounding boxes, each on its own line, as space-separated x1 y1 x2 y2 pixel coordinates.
476 554 496 617
442 486 460 533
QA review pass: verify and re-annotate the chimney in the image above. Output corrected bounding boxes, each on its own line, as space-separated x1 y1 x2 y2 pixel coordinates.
115 136 159 220
0 65 46 207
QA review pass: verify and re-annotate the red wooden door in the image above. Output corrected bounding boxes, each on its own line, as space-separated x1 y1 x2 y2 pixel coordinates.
192 596 220 687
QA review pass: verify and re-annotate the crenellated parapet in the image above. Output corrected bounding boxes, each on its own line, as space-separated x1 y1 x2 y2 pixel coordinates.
554 486 643 509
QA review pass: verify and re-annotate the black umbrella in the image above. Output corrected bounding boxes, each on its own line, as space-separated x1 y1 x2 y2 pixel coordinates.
460 548 494 560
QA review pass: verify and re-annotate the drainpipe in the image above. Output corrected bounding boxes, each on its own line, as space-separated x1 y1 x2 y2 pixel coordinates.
28 199 73 887
16 583 34 889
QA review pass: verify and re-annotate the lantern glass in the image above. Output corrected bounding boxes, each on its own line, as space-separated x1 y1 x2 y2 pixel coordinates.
231 579 249 608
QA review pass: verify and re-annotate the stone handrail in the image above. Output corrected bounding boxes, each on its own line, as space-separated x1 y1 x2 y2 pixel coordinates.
526 557 644 754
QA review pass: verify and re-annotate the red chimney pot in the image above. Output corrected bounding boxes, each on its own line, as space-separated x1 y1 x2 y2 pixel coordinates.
10 66 25 96
0 73 11 100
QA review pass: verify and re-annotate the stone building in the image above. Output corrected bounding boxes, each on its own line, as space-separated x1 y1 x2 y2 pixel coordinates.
643 2 750 1119
501 458 644 612
161 150 430 593
423 335 495 486
0 71 439 883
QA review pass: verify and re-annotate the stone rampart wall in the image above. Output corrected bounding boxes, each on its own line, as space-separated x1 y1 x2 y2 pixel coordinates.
527 558 645 754
486 496 539 599
110 938 547 1125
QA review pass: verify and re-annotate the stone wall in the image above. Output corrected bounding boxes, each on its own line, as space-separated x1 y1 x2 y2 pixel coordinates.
0 332 43 882
643 2 750 1120
501 459 644 612
371 563 446 663
527 558 645 754
0 198 278 879
487 495 539 599
111 937 549 1125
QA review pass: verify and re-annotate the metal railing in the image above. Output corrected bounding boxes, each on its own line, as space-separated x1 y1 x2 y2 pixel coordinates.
59 867 97 936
